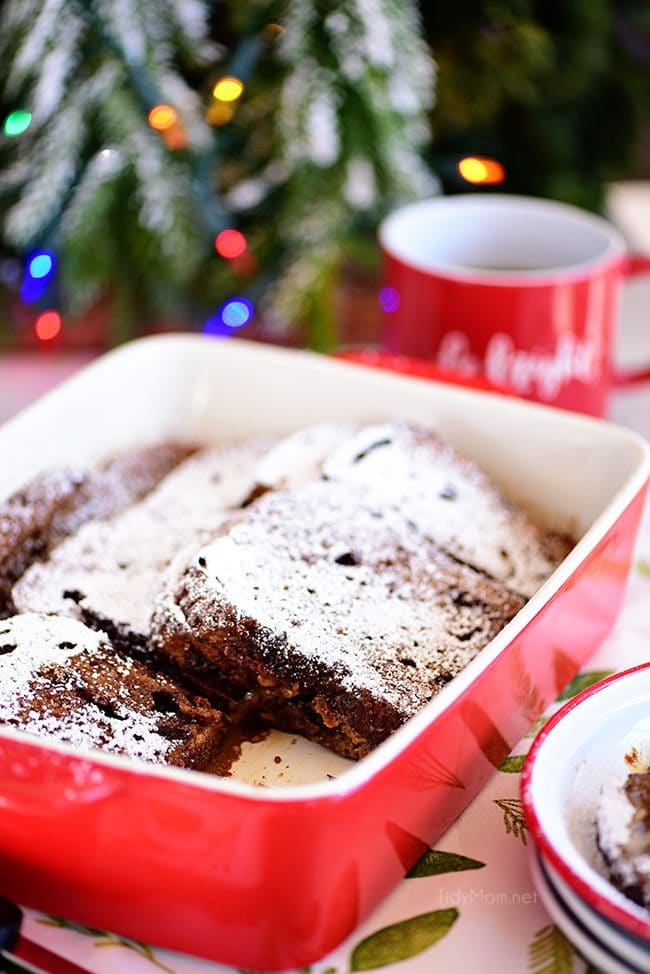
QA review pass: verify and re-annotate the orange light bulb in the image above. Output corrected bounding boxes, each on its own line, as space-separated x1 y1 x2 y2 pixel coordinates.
148 104 178 131
457 156 506 185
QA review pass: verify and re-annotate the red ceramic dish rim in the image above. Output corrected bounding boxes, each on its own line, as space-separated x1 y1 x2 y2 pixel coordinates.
521 662 650 941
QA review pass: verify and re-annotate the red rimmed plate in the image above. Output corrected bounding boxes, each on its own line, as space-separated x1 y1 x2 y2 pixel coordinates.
522 663 650 942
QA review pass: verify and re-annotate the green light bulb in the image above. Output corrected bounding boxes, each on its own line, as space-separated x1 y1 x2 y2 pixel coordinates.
3 110 32 137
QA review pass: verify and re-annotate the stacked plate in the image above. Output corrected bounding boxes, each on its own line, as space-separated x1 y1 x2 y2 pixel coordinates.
522 664 650 974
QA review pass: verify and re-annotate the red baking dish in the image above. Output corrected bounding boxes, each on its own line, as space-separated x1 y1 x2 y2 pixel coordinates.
0 335 647 969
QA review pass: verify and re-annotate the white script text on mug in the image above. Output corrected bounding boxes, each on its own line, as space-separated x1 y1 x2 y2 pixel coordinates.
437 330 600 401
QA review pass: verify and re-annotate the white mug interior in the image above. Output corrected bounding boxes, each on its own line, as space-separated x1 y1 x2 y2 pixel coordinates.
379 194 626 282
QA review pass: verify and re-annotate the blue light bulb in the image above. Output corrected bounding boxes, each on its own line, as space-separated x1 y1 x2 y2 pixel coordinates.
221 298 253 328
27 251 55 280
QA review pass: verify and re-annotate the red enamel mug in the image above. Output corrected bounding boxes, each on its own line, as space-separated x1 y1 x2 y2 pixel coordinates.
380 194 650 416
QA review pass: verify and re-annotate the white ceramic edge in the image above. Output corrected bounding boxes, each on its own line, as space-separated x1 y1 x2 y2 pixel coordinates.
528 849 636 974
379 193 627 283
0 334 647 806
542 854 650 970
527 666 650 927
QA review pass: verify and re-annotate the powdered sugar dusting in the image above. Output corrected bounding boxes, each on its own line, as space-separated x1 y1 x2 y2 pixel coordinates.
180 481 522 718
0 443 192 616
322 423 571 597
597 775 636 867
597 771 650 905
0 613 104 678
0 468 85 551
253 423 354 491
0 614 186 763
2 423 562 766
12 440 273 637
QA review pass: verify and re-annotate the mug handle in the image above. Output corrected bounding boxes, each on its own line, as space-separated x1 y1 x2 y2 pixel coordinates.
612 254 650 387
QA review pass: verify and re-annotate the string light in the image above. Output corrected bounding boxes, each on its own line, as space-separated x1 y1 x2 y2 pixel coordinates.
379 286 400 313
457 156 506 185
212 77 244 102
161 124 188 151
205 103 234 126
20 277 47 302
27 251 55 280
215 229 247 259
34 310 62 341
203 315 227 338
21 249 56 301
221 298 253 328
3 110 32 137
148 104 178 131
203 297 254 337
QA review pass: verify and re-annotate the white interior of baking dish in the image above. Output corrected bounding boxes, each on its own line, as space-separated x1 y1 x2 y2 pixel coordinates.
0 335 647 794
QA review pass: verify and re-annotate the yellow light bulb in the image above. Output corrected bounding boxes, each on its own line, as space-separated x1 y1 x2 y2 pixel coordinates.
212 76 244 102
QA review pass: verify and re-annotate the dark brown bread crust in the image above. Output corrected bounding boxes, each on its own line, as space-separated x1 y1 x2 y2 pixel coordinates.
61 643 227 769
0 442 194 617
155 590 405 758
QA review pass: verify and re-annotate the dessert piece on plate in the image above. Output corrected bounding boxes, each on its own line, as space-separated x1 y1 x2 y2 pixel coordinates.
0 613 227 768
152 480 524 759
322 422 573 599
597 770 650 909
0 442 194 617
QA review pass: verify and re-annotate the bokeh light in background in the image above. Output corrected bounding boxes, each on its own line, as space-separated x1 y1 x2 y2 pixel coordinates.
34 310 62 341
222 298 253 327
147 104 178 131
3 110 32 137
203 297 254 337
21 250 56 302
379 286 400 313
231 252 258 277
215 229 247 259
161 125 188 151
457 156 505 185
205 103 234 126
27 251 55 279
20 277 47 302
212 77 244 102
